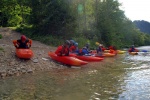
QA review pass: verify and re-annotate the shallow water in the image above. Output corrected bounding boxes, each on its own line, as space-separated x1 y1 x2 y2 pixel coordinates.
0 47 150 100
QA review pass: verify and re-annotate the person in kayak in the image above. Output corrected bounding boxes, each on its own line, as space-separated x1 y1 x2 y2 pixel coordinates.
101 44 106 51
69 40 75 47
85 43 90 51
74 42 79 53
69 40 76 53
109 46 117 55
97 44 103 56
128 45 138 52
55 40 70 56
69 42 79 53
13 35 32 49
78 46 91 56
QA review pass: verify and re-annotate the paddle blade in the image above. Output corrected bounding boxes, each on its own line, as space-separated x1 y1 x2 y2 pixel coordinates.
95 42 100 45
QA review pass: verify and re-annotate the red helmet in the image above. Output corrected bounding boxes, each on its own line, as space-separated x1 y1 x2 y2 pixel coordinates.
21 35 26 41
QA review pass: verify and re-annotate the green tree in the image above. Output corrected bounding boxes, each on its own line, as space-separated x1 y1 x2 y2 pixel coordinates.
28 0 77 39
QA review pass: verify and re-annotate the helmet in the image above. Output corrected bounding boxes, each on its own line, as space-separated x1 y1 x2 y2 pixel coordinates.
64 40 70 45
74 42 78 46
70 40 75 44
82 47 86 49
99 44 102 46
21 35 26 41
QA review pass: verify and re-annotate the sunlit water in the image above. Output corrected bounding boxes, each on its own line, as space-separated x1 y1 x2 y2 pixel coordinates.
0 46 150 100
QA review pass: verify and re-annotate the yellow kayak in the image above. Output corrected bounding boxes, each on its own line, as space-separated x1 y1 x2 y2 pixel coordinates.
105 50 126 54
104 50 110 52
117 50 126 54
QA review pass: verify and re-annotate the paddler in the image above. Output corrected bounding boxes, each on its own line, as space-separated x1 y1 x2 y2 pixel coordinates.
109 46 117 55
97 44 103 56
128 45 138 52
13 35 32 49
55 40 70 56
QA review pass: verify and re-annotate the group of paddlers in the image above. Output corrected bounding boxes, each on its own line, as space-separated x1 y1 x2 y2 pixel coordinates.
13 35 137 56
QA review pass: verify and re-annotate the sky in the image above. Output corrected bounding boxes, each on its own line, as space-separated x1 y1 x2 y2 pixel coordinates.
118 0 150 22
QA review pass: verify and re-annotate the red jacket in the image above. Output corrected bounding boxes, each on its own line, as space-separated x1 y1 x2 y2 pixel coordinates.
69 45 76 53
109 49 117 55
55 45 69 56
100 46 106 51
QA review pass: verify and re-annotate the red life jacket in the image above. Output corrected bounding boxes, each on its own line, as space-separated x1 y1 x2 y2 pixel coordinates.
69 45 76 52
55 45 69 56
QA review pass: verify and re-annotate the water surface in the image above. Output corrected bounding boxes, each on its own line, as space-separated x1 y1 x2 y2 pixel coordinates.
0 47 150 100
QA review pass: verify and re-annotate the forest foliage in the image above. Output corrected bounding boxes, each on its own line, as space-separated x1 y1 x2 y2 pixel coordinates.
1 0 150 49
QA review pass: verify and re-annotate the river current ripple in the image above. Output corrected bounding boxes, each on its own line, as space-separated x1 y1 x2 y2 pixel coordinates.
119 49 150 100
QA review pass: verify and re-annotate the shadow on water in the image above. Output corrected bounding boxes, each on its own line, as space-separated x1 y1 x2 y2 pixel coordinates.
0 48 150 100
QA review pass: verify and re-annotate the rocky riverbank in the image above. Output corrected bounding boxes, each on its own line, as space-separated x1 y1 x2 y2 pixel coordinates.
0 28 68 79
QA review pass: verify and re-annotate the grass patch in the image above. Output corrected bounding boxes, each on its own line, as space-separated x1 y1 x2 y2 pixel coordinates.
0 47 4 52
0 34 2 39
8 27 17 30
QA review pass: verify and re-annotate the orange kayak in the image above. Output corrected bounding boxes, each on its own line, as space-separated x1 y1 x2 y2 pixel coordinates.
129 52 138 55
16 49 33 59
69 54 104 62
103 53 116 57
48 52 88 66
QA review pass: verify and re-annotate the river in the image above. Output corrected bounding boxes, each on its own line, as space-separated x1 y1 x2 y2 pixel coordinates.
0 46 150 100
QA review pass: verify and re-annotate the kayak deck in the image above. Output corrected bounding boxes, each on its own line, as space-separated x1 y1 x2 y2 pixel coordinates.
16 49 33 59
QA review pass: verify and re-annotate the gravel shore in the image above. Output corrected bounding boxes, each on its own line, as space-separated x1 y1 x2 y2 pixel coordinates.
0 28 68 79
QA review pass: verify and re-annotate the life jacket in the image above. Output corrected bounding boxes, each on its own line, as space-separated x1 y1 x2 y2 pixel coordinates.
102 47 106 51
128 47 137 52
69 45 76 53
109 49 117 55
13 39 32 49
55 45 69 56
78 48 88 55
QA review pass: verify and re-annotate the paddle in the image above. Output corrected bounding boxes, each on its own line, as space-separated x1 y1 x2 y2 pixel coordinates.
95 42 100 45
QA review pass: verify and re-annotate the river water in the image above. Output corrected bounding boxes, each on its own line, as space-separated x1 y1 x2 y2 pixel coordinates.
0 46 150 100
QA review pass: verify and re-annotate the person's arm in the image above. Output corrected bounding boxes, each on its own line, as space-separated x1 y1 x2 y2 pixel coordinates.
27 39 32 48
13 40 19 48
55 46 63 56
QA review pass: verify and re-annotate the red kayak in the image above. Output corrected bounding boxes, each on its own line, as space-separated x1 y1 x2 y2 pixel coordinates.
48 52 88 66
16 49 33 59
69 54 104 62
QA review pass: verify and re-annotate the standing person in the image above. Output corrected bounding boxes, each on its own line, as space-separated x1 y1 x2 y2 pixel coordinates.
55 40 70 56
13 35 32 49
